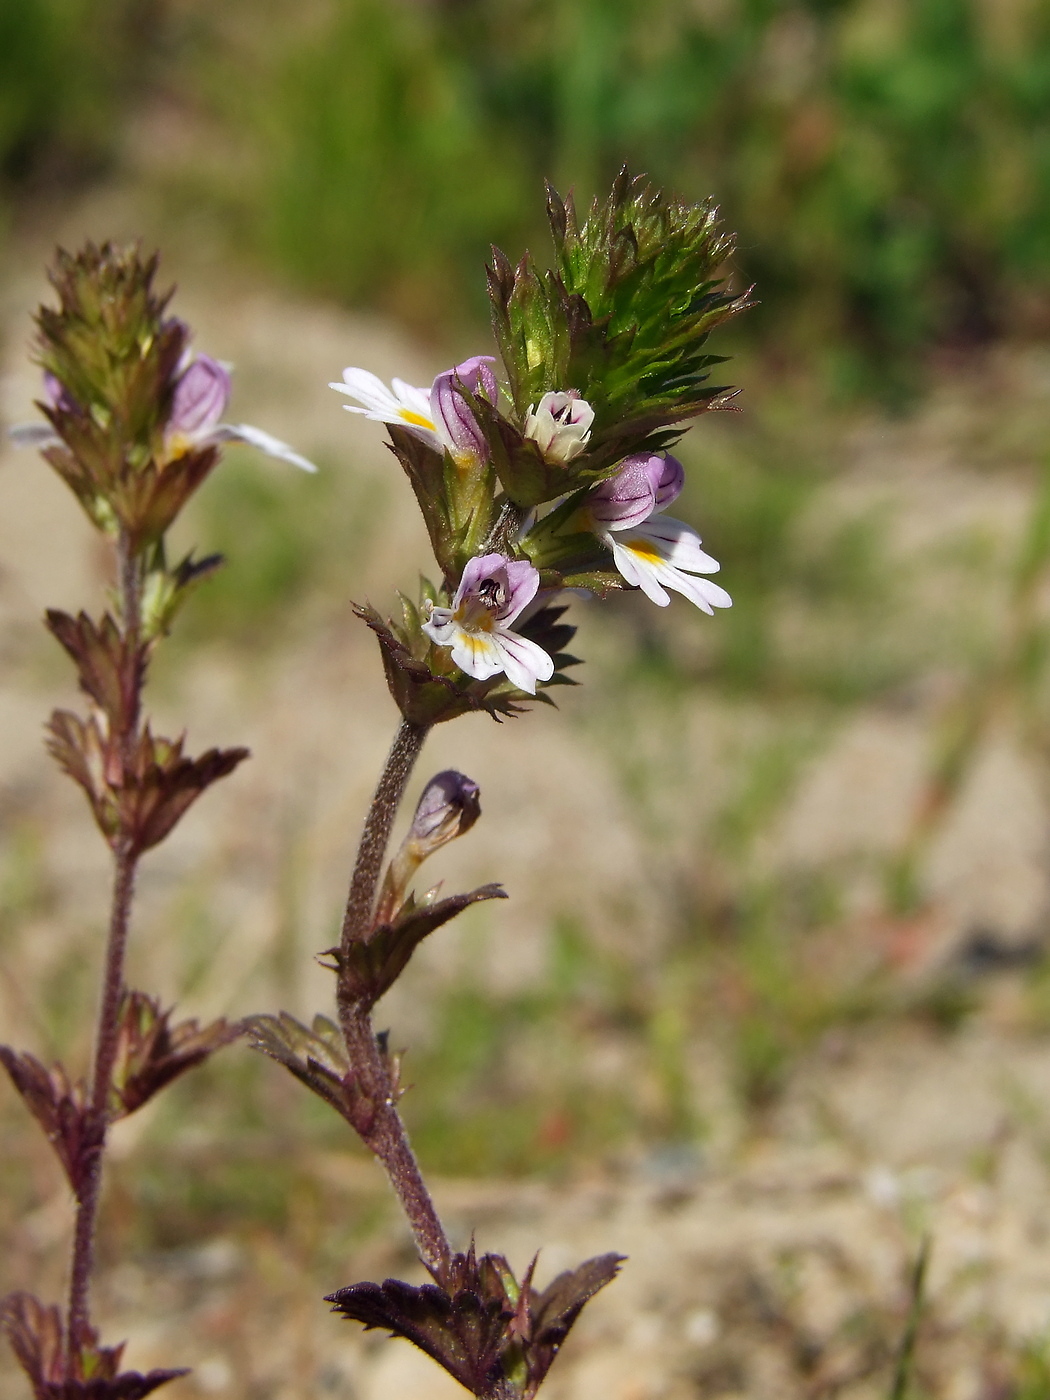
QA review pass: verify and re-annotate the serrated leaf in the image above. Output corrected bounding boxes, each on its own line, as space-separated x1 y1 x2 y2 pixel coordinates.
339 884 506 1010
1 1291 187 1399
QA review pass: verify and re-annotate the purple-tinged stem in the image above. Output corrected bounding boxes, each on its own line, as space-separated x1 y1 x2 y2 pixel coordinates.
340 718 428 950
67 529 145 1359
340 1006 451 1279
67 844 138 1353
336 716 451 1278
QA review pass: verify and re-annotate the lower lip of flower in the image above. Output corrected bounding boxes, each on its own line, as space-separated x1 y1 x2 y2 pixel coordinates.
622 538 664 565
400 409 436 430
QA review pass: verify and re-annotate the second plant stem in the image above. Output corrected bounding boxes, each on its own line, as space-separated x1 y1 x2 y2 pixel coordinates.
337 717 452 1279
67 533 145 1355
67 845 139 1350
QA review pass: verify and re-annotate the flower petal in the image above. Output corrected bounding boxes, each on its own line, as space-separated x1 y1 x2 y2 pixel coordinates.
169 355 230 436
497 560 540 623
492 630 555 694
607 536 672 606
449 629 507 681
630 516 721 571
9 422 62 450
330 369 439 442
215 423 318 472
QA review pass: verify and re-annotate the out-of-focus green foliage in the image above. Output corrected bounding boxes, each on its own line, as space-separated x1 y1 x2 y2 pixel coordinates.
0 0 155 187
12 0 1050 397
203 0 1050 397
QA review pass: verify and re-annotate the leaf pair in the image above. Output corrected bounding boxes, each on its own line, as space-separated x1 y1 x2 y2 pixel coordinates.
1 1293 186 1400
46 709 247 856
0 994 237 1194
327 1243 624 1399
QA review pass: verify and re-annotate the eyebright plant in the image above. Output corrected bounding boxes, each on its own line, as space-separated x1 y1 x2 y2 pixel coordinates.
1 241 314 1399
247 171 748 1399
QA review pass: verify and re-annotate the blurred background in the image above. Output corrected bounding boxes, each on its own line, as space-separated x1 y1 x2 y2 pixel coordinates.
4 0 1050 1397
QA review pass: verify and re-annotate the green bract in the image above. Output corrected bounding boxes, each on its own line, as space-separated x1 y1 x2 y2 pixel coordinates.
486 169 750 505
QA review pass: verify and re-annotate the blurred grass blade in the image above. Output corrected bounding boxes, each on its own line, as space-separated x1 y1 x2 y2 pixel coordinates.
889 1237 930 1400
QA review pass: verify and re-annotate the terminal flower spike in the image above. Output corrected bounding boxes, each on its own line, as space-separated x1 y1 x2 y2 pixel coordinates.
422 553 555 693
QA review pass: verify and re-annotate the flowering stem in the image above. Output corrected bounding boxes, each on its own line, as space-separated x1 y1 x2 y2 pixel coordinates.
340 718 429 949
67 844 139 1353
67 528 145 1359
337 716 451 1277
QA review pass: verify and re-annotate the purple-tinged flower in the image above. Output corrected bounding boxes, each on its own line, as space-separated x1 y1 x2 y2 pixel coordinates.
422 553 555 693
331 357 498 467
165 354 317 472
523 390 594 464
168 353 231 437
585 453 731 614
9 355 317 473
409 770 482 849
42 372 76 412
429 356 497 468
7 374 77 449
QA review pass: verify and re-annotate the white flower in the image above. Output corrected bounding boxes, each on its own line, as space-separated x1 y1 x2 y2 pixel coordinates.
422 553 555 694
604 517 731 613
10 355 318 473
523 390 594 464
329 368 444 450
331 359 498 468
585 452 731 613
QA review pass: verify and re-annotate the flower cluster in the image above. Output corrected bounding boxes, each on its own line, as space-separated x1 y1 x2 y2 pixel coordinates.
331 172 746 716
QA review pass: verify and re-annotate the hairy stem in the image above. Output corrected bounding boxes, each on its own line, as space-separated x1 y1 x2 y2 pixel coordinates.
67 528 144 1357
67 845 138 1351
341 1007 452 1278
337 716 450 1276
340 718 428 950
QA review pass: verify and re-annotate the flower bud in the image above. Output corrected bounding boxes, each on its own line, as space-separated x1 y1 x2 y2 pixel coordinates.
375 770 481 924
407 769 481 852
430 356 497 467
168 354 230 438
523 390 594 464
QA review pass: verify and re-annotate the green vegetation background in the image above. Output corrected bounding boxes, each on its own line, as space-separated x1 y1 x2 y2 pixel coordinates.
6 0 1050 400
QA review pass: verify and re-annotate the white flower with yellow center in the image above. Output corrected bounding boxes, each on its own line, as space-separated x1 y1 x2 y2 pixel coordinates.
585 452 731 614
422 553 555 694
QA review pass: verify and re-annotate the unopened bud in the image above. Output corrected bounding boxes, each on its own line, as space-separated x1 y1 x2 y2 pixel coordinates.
375 770 481 925
523 389 594 464
407 769 480 854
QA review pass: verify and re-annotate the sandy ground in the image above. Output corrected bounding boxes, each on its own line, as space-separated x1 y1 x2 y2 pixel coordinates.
3 191 1050 1398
